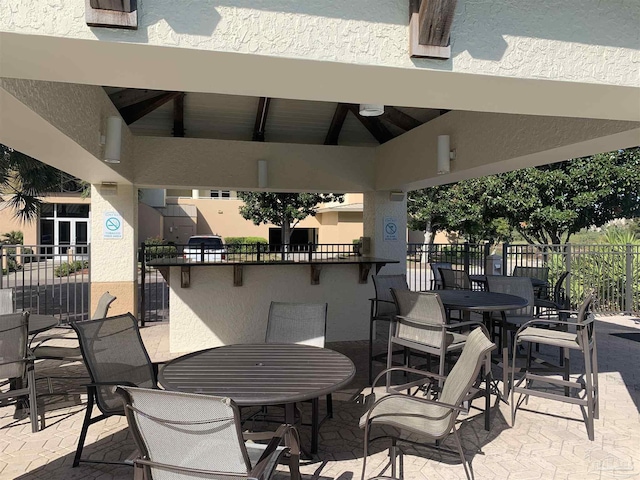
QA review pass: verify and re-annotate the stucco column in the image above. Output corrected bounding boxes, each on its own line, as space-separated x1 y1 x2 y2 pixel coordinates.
90 183 138 317
363 191 407 276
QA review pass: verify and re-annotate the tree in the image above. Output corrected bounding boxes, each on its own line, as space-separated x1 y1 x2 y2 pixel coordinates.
1 144 63 222
237 192 344 246
409 148 640 245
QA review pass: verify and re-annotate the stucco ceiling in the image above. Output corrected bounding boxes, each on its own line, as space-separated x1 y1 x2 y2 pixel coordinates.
103 87 442 147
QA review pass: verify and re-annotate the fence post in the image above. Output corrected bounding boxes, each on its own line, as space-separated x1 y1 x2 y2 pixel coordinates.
463 242 470 275
140 242 146 327
308 243 313 262
502 243 508 276
625 243 633 315
565 243 572 308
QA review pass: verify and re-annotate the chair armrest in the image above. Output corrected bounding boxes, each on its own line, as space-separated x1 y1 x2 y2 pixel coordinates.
534 298 559 309
515 315 594 337
370 366 444 392
247 424 296 480
369 298 395 304
369 392 468 415
445 320 485 330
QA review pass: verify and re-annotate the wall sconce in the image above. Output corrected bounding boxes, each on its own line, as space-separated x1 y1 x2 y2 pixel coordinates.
257 159 268 188
437 135 456 174
102 116 122 164
359 104 385 117
389 191 405 202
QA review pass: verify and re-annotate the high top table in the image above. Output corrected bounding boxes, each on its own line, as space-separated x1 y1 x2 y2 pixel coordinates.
159 343 356 456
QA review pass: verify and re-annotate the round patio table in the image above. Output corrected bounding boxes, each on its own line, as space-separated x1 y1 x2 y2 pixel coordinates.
468 274 547 289
436 290 528 312
159 343 356 455
28 314 59 335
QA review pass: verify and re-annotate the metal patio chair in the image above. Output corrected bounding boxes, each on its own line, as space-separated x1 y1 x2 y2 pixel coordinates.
71 313 156 467
535 271 570 312
265 301 329 454
389 289 485 387
511 293 598 440
33 291 117 362
513 265 550 298
360 327 496 480
439 267 472 291
0 288 14 314
0 312 39 433
369 275 409 385
430 262 453 290
116 386 300 480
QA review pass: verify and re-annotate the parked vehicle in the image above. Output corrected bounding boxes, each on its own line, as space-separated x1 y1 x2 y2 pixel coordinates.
183 235 226 262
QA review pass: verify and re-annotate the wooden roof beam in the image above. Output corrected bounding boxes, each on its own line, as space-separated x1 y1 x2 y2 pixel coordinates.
410 0 457 59
108 88 169 109
252 97 271 142
347 104 394 144
324 103 349 145
119 91 182 125
173 93 185 137
382 107 422 131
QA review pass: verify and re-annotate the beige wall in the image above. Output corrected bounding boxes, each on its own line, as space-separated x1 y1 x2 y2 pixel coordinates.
138 202 164 243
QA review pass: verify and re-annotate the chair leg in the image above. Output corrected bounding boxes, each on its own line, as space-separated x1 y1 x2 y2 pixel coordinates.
368 317 375 386
326 393 333 419
563 347 571 397
592 338 599 419
73 388 95 467
26 365 39 433
311 398 319 454
583 344 595 441
390 438 397 479
451 427 471 480
361 423 372 480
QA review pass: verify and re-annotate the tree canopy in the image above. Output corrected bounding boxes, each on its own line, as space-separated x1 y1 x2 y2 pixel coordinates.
1 144 63 222
409 147 640 245
237 192 344 245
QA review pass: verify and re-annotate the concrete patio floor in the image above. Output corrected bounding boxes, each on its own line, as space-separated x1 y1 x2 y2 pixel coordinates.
1 314 639 480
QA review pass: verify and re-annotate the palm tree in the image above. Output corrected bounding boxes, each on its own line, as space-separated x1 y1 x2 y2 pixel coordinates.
0 144 64 222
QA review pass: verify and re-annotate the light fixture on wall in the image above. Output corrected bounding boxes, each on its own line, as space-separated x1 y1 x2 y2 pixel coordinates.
389 191 405 202
359 104 385 117
437 135 456 174
257 159 268 188
102 116 123 164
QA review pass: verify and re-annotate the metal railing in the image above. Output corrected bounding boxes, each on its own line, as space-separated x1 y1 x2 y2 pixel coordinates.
0 244 90 323
139 242 357 325
407 242 639 314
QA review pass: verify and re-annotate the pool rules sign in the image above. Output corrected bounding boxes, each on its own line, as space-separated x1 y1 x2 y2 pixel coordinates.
103 212 123 239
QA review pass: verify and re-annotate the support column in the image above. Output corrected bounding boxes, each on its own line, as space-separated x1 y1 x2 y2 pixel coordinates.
363 191 407 276
90 183 138 317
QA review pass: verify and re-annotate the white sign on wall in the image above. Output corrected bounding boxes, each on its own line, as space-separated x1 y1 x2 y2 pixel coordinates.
103 212 123 239
383 216 398 241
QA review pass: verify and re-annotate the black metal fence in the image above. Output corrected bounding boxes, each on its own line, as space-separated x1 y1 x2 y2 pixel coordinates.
407 242 640 314
0 244 90 323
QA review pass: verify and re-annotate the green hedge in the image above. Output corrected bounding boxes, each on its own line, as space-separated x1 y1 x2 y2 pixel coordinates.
225 237 268 254
143 237 178 260
55 260 89 278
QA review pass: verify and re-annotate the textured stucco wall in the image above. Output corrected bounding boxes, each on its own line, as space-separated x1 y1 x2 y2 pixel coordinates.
363 191 407 276
376 111 640 191
1 0 638 87
0 78 133 183
169 264 375 352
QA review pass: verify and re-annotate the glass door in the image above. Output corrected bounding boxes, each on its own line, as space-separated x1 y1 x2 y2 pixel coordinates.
75 221 89 255
57 221 71 254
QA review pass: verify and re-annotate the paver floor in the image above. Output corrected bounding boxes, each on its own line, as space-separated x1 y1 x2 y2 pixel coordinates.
1 315 638 480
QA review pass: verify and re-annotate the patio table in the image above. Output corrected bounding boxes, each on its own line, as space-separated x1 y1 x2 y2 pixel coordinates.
469 274 547 290
158 343 355 455
27 314 59 335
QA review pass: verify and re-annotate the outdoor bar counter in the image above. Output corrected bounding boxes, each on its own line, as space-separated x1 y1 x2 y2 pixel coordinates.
148 256 399 353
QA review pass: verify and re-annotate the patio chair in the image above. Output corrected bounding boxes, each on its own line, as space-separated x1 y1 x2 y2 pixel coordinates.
265 301 329 454
513 265 550 297
439 268 472 291
430 262 453 290
389 289 485 387
33 291 117 362
71 313 156 467
369 274 409 385
0 288 14 314
116 386 300 480
535 271 570 312
360 327 496 480
511 293 598 440
0 312 39 433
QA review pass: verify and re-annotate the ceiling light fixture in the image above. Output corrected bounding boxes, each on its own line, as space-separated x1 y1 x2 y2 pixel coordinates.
437 135 456 175
103 116 123 164
359 104 385 117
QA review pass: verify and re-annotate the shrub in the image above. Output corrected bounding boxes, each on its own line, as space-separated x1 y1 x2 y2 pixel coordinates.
225 237 268 254
143 237 178 260
54 260 89 277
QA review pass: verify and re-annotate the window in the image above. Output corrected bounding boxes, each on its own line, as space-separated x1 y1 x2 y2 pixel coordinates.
210 190 231 199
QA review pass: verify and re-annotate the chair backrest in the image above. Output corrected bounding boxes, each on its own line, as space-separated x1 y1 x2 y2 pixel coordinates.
372 274 409 317
486 276 535 318
430 263 453 288
265 302 327 347
553 271 570 308
439 268 471 290
0 312 29 380
72 313 156 415
513 266 550 282
576 292 595 347
390 289 451 348
439 328 496 409
117 386 252 480
0 289 14 315
91 291 117 320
